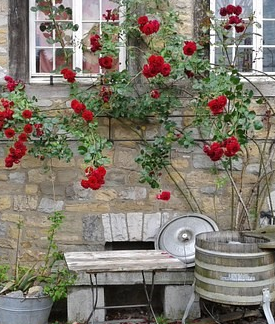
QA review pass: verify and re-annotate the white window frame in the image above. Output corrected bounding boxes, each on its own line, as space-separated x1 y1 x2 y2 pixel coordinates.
210 0 275 77
29 0 126 83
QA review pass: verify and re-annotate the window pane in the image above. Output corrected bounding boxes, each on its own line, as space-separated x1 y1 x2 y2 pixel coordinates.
237 0 253 17
36 0 72 20
263 21 275 45
263 0 275 19
235 48 253 72
215 47 233 66
36 22 52 46
83 0 100 20
263 48 275 72
36 49 53 73
83 52 100 73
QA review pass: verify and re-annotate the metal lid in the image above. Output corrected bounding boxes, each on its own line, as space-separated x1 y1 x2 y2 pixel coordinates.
155 213 219 267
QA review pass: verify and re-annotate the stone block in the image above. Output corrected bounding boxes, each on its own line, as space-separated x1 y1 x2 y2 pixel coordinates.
38 197 64 213
164 285 200 320
110 213 128 241
127 212 143 241
67 286 105 323
143 212 161 241
0 195 11 210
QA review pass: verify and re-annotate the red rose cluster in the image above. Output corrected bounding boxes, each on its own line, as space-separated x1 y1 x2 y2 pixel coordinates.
81 166 107 190
99 56 113 70
103 9 119 21
156 191 171 201
100 86 112 103
138 15 160 35
0 98 14 130
4 75 23 92
220 4 245 33
70 99 94 122
90 34 102 53
142 55 171 78
183 41 197 56
5 140 28 168
0 77 45 168
207 95 227 115
61 68 76 83
203 136 241 161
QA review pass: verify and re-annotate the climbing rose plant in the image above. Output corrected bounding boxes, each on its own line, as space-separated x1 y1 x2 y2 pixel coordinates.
1 0 273 225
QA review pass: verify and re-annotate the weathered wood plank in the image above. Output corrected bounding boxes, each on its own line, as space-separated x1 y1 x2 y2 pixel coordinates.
64 250 185 273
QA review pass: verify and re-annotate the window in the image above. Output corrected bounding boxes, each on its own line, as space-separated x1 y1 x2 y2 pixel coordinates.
210 0 275 74
29 0 125 82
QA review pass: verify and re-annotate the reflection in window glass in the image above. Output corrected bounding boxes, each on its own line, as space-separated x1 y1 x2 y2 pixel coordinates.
36 49 53 73
263 48 275 72
236 48 253 72
83 0 99 20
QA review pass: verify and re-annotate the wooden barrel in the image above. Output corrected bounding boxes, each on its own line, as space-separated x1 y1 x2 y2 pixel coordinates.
194 231 275 305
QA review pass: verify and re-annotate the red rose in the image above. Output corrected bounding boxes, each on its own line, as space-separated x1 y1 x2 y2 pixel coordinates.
140 22 155 35
235 23 245 33
88 175 101 190
161 63 171 77
223 136 240 157
224 23 232 30
150 90 160 99
208 95 227 115
82 110 94 122
22 109 33 119
183 41 197 56
219 7 227 16
142 64 158 78
23 124 33 134
226 4 235 15
207 99 223 115
4 128 15 138
5 156 14 168
81 179 90 189
137 16 149 26
229 16 241 25
18 133 28 142
156 191 171 201
96 166 107 177
71 99 86 113
234 5 242 16
99 56 113 69
90 34 102 52
4 109 14 120
61 68 76 83
140 20 160 35
203 142 224 161
217 95 227 107
151 20 160 33
148 55 165 68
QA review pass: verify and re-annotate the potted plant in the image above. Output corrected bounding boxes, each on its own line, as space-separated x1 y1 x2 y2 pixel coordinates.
0 211 76 324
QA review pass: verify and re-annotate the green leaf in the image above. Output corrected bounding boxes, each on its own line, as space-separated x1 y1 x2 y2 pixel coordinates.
253 120 263 130
78 146 87 155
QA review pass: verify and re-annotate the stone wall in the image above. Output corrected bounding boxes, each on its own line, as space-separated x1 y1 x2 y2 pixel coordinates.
0 0 274 266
